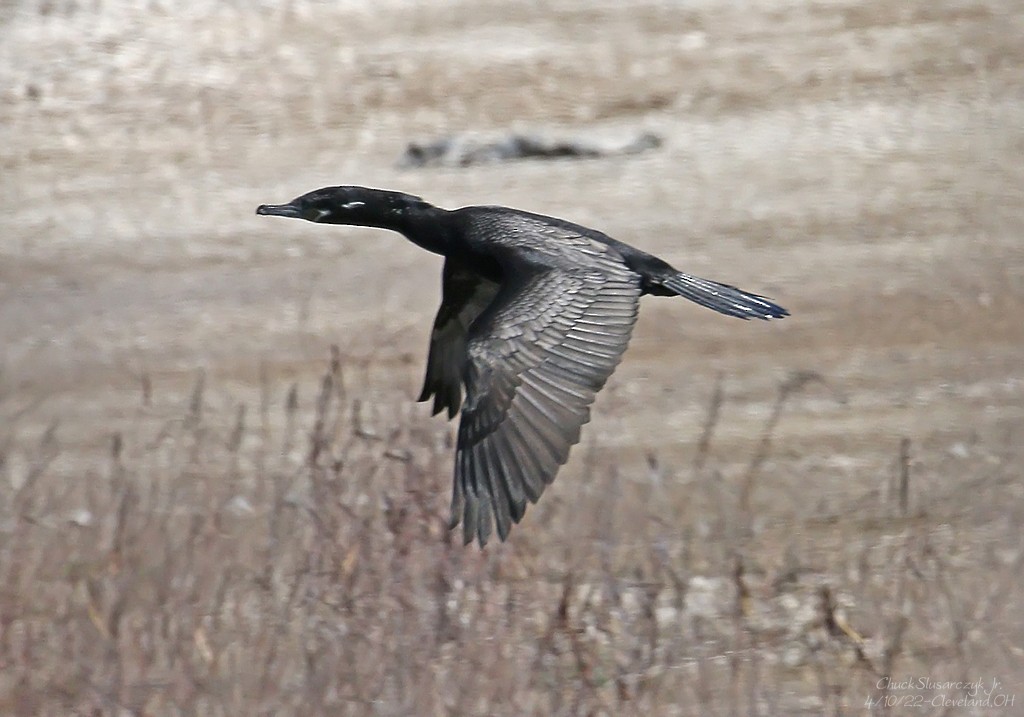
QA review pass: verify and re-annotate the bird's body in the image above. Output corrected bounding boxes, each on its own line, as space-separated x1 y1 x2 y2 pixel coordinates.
257 186 788 545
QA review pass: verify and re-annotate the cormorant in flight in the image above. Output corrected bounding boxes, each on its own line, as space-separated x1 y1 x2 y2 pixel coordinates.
257 186 788 546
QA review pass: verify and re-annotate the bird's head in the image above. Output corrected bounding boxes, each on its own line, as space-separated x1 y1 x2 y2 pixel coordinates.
256 186 427 228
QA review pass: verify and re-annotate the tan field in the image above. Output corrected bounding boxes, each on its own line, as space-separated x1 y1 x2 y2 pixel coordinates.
2 0 1023 714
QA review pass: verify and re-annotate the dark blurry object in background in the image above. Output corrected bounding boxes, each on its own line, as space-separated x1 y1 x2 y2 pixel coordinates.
399 130 662 168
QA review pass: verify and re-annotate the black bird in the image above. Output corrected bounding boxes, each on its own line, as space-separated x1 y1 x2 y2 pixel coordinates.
257 186 788 546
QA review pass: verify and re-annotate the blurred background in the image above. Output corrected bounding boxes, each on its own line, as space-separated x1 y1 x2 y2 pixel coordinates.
2 0 1023 714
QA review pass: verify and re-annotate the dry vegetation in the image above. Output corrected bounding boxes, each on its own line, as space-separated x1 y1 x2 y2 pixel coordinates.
4 353 1020 716
2 0 1024 715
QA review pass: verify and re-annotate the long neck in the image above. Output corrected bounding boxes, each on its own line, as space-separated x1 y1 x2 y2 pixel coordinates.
344 188 454 256
387 200 454 257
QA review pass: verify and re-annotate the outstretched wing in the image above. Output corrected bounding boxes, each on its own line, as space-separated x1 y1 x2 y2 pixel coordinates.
450 261 642 545
418 258 500 418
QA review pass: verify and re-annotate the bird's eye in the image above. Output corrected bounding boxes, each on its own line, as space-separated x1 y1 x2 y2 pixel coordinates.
314 208 332 221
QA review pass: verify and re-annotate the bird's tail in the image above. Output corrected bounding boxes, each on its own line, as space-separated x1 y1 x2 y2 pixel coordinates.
660 272 789 320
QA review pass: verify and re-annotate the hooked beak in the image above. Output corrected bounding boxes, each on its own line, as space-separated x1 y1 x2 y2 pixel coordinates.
256 202 302 218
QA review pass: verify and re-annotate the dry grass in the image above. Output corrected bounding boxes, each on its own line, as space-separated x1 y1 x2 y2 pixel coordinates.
1 349 1020 716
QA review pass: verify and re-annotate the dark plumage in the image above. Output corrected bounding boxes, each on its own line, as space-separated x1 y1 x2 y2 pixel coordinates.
256 186 788 546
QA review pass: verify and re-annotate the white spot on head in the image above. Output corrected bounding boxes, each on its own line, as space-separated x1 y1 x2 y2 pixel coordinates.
340 201 365 210
315 208 332 221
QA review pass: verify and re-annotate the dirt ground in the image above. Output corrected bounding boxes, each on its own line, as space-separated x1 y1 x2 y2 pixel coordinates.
2 0 1023 714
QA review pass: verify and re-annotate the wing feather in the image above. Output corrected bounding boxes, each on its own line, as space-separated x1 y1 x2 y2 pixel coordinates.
451 257 641 545
418 259 499 418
